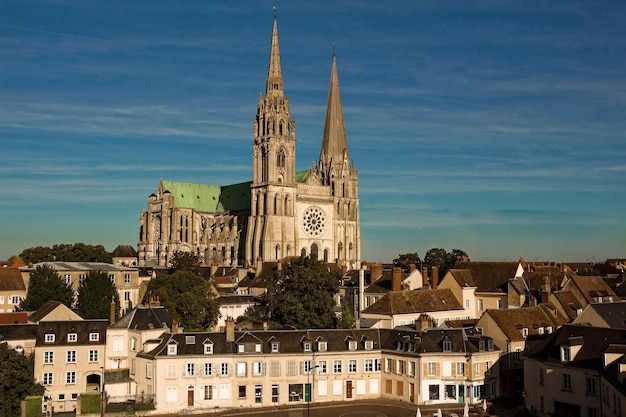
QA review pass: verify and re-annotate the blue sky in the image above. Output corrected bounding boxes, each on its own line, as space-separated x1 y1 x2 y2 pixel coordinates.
1 1 625 263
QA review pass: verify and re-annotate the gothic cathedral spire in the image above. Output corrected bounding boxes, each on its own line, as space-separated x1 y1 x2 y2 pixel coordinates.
320 53 349 169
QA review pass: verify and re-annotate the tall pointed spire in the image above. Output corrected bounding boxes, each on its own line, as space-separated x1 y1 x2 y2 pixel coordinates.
320 53 349 164
266 16 284 97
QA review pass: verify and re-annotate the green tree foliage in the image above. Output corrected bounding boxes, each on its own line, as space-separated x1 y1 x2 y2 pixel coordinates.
169 251 203 274
77 271 120 320
19 243 112 264
0 343 44 417
19 264 74 311
145 271 219 331
393 252 422 270
423 248 470 279
338 302 355 329
263 256 340 329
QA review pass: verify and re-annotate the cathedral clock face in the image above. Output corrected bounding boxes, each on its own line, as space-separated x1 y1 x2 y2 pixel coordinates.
302 206 326 237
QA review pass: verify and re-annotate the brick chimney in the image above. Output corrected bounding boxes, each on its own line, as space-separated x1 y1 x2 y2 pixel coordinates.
432 266 439 289
171 319 179 333
541 275 550 304
109 299 116 325
370 263 383 281
417 313 432 331
392 267 402 292
422 266 429 288
225 316 235 342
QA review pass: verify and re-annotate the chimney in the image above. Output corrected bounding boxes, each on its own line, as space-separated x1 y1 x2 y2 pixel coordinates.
225 316 235 342
541 275 550 304
171 319 179 333
432 266 439 289
355 319 361 330
109 299 116 325
370 263 383 281
263 321 268 331
392 267 402 292
358 267 365 319
417 313 432 331
149 296 161 307
422 266 429 288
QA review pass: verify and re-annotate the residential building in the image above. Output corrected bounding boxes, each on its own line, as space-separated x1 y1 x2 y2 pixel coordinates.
572 302 626 328
561 274 619 308
0 267 26 312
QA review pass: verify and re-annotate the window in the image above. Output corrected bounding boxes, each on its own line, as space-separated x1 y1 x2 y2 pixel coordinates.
124 291 130 301
522 328 529 338
364 340 374 350
287 361 296 376
333 360 342 374
124 274 131 284
10 295 21 304
303 342 311 352
348 359 357 373
348 341 357 351
66 371 76 384
109 274 115 284
186 363 196 376
397 360 405 375
475 362 481 375
67 333 77 342
272 384 279 403
255 343 262 352
538 327 544 335
204 385 214 400
204 343 213 354
89 350 99 362
485 361 490 372
563 374 572 391
166 364 177 379
465 299 470 308
408 361 415 377
131 337 136 352
253 361 264 376
220 363 229 376
271 342 279 353
146 364 152 379
63 274 71 284
59 394 65 401
167 344 177 355
44 351 54 364
318 360 327 374
497 299 503 309
588 407 598 417
479 340 485 351
365 359 374 373
238 344 245 353
456 362 465 376
546 326 553 334
561 346 571 362
385 358 393 373
238 385 246 399
586 377 597 395
89 332 99 342
236 362 247 377
374 359 382 372
487 339 494 350
443 340 452 352
429 384 440 400
66 351 76 363
71 393 78 400
43 372 53 385
302 360 312 374
478 299 484 311
79 274 86 283
270 361 280 376
204 363 213 376
428 362 436 376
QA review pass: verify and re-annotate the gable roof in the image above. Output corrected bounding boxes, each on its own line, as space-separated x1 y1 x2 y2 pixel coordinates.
362 288 463 315
550 290 583 320
483 305 566 340
160 180 251 212
28 301 82 322
453 261 521 293
0 267 26 291
567 274 618 304
110 305 173 331
575 302 626 328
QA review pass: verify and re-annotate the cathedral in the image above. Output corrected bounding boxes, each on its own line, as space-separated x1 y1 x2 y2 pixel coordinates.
138 17 360 270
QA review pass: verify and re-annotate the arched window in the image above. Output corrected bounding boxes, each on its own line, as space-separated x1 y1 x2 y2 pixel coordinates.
279 121 283 135
311 244 319 260
338 242 343 258
277 148 286 168
275 244 281 260
301 248 307 257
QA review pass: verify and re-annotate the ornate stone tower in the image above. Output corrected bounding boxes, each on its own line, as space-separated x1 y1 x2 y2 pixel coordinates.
246 16 298 266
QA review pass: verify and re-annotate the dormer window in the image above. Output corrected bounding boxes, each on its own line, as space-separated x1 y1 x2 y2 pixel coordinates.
204 342 213 354
67 333 77 343
45 334 55 343
348 341 357 351
238 344 245 353
364 340 374 350
487 340 494 351
271 342 279 353
546 327 553 334
538 327 544 335
167 344 177 355
255 343 262 352
522 328 529 338
479 340 485 352
317 341 327 352
443 340 452 352
303 342 311 352
561 346 571 362
89 332 99 342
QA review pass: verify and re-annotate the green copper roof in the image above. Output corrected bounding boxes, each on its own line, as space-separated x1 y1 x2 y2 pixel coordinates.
162 180 251 212
295 170 310 183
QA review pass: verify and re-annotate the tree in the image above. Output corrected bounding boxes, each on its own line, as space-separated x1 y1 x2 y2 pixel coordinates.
18 246 54 264
393 253 422 270
19 264 74 311
0 342 44 417
169 251 203 274
262 256 340 329
338 302 355 329
77 271 120 320
423 248 470 279
145 271 218 331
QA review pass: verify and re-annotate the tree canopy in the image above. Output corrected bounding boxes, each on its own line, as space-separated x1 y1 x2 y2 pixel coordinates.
169 251 203 274
145 271 219 331
76 271 120 320
19 243 112 264
393 252 422 270
0 342 44 417
423 248 469 279
19 264 74 311
262 256 340 329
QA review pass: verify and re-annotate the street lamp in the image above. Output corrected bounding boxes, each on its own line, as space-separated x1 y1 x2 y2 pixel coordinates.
306 359 320 417
100 367 105 417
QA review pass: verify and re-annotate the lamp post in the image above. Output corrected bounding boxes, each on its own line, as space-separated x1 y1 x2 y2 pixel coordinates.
306 358 319 417
100 367 105 417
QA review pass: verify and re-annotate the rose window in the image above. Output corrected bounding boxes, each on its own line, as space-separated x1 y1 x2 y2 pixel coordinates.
302 207 326 237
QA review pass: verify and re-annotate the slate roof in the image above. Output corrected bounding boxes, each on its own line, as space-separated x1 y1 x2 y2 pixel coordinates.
551 290 582 321
452 261 521 293
361 288 463 315
112 245 138 258
0 267 26 291
36 320 108 346
0 323 38 341
364 269 396 294
577 302 626 328
110 305 173 331
483 305 567 341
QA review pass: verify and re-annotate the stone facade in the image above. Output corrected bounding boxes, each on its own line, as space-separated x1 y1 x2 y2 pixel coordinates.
138 17 360 270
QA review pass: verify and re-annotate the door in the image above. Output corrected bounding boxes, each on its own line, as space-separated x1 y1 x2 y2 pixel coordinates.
187 386 194 407
346 380 353 399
